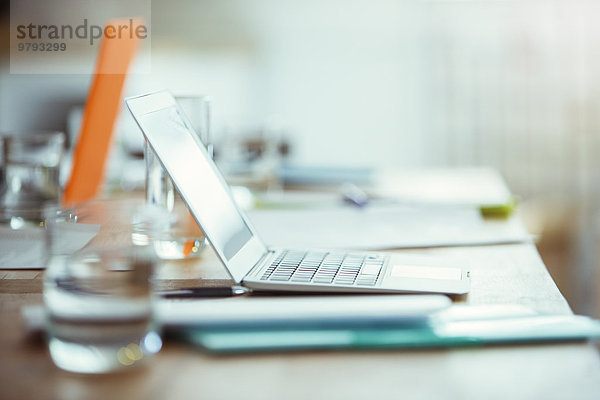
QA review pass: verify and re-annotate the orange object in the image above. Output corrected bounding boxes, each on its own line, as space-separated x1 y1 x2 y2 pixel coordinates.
63 18 143 206
182 240 195 258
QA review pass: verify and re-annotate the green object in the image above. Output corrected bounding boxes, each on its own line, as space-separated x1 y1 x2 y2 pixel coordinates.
479 197 519 218
174 313 600 354
179 326 478 353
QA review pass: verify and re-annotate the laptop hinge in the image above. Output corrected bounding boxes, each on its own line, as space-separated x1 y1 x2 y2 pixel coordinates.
245 250 276 279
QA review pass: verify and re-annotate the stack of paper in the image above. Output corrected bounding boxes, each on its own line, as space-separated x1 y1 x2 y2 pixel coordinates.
247 204 531 250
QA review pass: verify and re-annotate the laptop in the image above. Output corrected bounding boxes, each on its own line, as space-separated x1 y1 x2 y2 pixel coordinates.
126 90 470 295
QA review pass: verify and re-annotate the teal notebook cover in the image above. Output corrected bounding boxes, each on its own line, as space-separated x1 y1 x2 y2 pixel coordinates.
175 314 600 353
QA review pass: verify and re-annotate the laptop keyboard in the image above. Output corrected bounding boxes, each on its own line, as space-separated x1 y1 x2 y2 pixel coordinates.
260 250 386 286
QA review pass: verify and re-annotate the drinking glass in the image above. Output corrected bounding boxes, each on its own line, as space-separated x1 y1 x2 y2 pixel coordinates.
144 95 211 259
44 200 163 373
0 131 64 228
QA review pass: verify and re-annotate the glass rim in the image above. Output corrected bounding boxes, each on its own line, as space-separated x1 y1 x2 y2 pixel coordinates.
1 130 65 144
44 198 177 231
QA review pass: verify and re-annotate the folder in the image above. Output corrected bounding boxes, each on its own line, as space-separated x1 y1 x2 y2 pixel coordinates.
63 18 142 206
171 305 600 353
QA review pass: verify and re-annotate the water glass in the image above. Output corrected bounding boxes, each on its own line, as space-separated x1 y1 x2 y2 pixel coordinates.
0 131 64 228
44 201 163 374
144 95 211 260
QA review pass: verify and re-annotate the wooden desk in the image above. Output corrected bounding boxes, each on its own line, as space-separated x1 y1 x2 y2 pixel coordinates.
1 202 600 399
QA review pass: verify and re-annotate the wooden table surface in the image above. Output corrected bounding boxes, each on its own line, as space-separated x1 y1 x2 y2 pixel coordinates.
1 201 600 399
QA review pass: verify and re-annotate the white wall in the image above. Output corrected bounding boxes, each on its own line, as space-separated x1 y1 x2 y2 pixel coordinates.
134 0 428 168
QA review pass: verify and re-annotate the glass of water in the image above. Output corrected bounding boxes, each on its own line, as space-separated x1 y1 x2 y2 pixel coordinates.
44 200 163 374
0 131 64 228
144 95 211 260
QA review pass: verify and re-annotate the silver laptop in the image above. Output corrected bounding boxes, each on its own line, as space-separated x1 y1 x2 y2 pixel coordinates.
126 91 470 295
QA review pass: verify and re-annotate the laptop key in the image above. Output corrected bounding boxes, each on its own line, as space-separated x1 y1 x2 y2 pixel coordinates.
293 272 314 278
360 264 381 276
291 276 313 282
356 280 376 286
314 278 334 284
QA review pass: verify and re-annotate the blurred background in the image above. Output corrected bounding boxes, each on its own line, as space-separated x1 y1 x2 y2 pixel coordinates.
1 0 599 316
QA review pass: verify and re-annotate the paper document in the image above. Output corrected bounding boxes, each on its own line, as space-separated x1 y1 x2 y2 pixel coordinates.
246 204 531 250
157 295 450 328
0 223 100 269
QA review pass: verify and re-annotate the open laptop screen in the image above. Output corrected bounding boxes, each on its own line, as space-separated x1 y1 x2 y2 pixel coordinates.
130 96 255 262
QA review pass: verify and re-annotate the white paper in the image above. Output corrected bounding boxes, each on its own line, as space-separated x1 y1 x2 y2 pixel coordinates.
156 294 450 327
246 204 531 250
0 223 100 269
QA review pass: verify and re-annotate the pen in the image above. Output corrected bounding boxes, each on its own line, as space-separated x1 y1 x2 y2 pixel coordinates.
157 286 250 299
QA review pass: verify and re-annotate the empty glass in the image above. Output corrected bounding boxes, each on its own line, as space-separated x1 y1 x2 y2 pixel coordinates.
0 131 64 228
